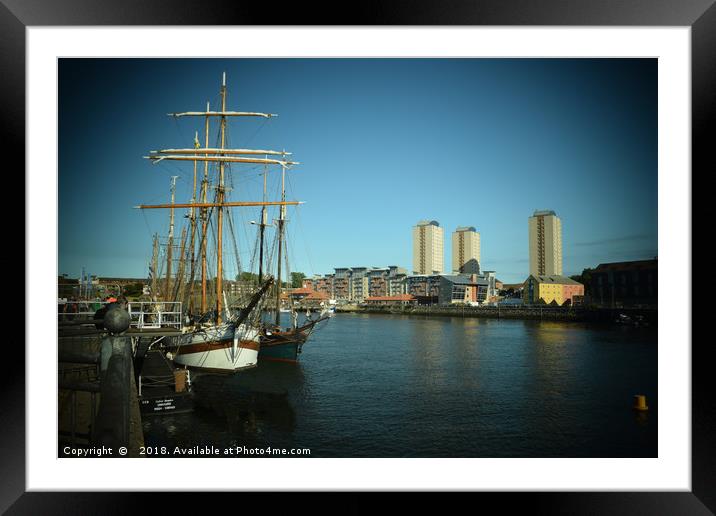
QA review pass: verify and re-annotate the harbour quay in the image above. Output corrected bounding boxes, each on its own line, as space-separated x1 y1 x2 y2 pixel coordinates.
335 303 657 324
58 302 191 458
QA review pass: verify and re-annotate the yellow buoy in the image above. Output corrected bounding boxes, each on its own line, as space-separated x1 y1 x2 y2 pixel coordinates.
633 394 648 411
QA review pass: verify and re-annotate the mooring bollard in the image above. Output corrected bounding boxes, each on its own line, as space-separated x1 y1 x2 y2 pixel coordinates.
92 306 133 454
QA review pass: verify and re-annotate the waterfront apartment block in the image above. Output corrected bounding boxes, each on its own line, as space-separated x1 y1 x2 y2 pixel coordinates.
387 266 408 296
315 274 334 298
323 266 408 303
406 274 442 304
368 268 390 298
413 220 444 275
302 275 335 299
452 226 481 274
529 210 563 276
350 267 370 303
307 266 501 307
367 266 409 298
522 274 584 306
333 268 352 302
589 259 657 308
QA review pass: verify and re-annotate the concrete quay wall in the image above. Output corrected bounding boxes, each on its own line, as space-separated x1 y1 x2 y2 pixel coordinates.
336 304 657 324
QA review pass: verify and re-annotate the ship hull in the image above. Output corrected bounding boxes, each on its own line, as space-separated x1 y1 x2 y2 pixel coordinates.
258 323 316 363
173 323 260 373
258 314 331 363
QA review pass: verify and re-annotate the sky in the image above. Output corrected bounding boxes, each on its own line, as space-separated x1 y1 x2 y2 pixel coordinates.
58 58 657 284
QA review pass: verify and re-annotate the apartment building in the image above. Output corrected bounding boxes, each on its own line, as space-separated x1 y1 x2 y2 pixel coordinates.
413 220 444 275
350 267 370 303
528 210 563 276
387 266 408 296
333 268 352 302
368 268 390 298
452 226 481 274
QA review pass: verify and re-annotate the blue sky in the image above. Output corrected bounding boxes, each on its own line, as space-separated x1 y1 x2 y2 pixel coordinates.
59 58 657 284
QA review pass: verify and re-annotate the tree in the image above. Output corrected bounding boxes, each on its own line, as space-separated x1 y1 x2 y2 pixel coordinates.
123 282 145 298
291 272 306 289
570 268 593 295
237 271 258 283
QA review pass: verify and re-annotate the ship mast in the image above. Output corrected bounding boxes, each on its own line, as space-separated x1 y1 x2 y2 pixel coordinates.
275 164 286 326
165 175 178 300
200 101 211 314
136 74 304 323
216 72 227 325
172 226 188 301
151 233 158 302
185 132 200 312
258 165 267 284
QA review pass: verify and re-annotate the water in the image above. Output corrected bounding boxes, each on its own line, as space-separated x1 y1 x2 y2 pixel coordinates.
142 313 657 457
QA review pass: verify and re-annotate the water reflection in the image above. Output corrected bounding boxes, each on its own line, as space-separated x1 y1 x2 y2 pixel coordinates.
191 362 306 438
633 410 649 427
142 315 657 457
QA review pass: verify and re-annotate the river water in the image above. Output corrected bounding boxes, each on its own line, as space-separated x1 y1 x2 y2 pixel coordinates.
142 313 657 457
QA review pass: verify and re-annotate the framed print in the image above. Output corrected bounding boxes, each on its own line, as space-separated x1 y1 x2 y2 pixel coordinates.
5 0 711 513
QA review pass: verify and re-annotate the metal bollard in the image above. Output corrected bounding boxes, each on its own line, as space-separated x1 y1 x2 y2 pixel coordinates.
92 306 132 455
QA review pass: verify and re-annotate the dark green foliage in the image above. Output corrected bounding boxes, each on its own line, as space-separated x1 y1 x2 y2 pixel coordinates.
237 271 259 282
123 282 144 297
570 268 593 294
291 272 306 288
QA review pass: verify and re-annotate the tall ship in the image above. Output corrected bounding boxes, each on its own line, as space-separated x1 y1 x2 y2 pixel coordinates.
135 72 323 373
254 159 331 363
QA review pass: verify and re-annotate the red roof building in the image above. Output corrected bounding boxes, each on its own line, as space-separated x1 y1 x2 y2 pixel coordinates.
288 287 329 307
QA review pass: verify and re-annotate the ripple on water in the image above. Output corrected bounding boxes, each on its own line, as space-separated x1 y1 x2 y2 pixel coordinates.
142 315 657 457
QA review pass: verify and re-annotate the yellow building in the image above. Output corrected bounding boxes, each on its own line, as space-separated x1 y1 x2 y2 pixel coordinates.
523 274 584 306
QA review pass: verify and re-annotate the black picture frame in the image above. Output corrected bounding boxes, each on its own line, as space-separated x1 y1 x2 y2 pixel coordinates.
4 1 710 513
